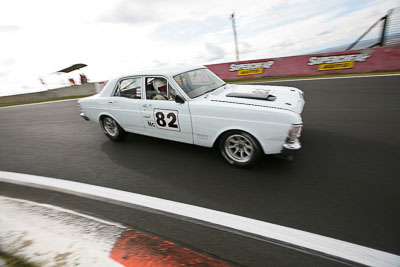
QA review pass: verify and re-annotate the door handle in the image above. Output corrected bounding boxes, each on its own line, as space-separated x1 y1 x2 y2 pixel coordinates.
108 100 116 104
143 104 152 107
143 115 150 119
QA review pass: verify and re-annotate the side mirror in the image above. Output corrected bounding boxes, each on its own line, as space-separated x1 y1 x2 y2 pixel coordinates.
175 95 185 104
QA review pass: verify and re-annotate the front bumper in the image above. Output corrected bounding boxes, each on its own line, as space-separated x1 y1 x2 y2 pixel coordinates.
282 139 301 150
279 139 301 160
80 112 90 121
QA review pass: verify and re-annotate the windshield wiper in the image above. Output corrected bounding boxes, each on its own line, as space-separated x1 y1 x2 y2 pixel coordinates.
217 82 227 89
204 83 227 98
193 83 228 99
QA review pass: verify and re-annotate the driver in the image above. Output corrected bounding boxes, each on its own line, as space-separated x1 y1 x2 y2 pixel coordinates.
152 78 168 100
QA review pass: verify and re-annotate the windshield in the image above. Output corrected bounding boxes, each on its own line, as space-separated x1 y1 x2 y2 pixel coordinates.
173 68 225 98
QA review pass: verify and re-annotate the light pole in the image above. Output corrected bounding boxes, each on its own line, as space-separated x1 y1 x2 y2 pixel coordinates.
231 12 240 61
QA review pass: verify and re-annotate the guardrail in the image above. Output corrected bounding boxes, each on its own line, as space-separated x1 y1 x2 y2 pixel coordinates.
206 46 400 80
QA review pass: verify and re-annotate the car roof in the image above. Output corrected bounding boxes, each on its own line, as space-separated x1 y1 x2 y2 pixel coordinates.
119 65 206 78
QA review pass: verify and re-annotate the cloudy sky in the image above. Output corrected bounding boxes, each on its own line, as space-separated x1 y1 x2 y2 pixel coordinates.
0 0 399 96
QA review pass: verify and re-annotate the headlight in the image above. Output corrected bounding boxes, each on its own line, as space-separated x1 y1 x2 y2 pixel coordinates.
286 125 302 143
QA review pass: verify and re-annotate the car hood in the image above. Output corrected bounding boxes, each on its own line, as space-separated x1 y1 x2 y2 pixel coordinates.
206 84 305 114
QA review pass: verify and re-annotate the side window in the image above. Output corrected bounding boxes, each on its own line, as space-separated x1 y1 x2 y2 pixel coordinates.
114 77 142 99
145 77 179 101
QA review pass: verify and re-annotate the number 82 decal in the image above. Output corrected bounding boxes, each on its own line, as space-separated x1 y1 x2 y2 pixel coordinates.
153 109 180 131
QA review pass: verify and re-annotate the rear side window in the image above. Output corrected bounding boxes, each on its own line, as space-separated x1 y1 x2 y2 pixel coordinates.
114 77 142 99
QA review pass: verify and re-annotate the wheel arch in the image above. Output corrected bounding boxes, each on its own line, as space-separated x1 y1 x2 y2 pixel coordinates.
212 128 265 154
98 113 126 131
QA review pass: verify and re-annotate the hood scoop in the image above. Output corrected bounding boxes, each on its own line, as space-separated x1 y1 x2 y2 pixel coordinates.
226 89 276 101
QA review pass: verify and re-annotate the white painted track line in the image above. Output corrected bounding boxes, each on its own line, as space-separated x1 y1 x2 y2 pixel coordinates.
1 171 399 267
242 73 400 84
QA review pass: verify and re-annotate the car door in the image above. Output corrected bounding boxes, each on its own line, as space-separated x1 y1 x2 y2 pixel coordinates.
107 76 146 134
140 76 193 144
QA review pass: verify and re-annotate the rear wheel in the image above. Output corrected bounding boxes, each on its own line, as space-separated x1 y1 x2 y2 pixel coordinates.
219 131 262 167
101 116 126 141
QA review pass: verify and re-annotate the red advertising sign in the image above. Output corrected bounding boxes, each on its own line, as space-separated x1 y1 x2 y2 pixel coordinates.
205 46 400 80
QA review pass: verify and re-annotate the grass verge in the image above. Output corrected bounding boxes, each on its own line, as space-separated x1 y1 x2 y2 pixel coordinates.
0 252 36 267
0 95 93 108
226 70 400 84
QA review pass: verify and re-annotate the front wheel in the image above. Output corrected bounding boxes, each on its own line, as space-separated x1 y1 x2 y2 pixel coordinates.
101 116 126 141
219 131 262 167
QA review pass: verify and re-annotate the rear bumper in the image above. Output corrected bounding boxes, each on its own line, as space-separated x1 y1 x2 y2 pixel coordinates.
80 112 90 121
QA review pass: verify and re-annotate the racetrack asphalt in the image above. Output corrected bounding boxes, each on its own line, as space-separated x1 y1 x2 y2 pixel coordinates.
0 75 399 263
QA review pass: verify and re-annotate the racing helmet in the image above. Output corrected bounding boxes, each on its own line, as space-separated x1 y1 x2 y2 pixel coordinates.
153 78 167 93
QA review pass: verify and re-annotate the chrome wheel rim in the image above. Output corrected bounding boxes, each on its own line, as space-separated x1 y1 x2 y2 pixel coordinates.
224 134 254 163
103 117 118 137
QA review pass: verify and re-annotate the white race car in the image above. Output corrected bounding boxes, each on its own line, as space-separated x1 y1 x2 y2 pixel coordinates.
78 66 304 167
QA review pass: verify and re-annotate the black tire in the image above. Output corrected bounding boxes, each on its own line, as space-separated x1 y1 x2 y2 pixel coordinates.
219 130 262 167
101 116 127 141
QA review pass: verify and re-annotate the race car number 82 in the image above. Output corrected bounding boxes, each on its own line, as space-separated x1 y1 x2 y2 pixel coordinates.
153 109 180 131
